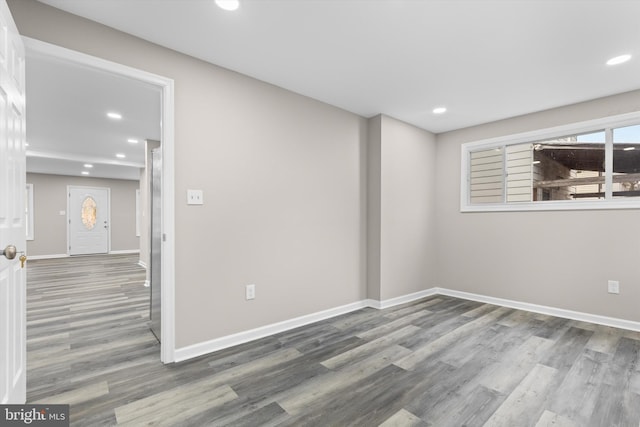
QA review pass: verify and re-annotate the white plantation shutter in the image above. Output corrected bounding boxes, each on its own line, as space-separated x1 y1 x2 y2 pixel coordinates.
470 148 504 203
506 143 533 202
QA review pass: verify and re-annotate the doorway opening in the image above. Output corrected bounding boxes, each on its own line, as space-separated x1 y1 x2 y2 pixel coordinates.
23 37 175 362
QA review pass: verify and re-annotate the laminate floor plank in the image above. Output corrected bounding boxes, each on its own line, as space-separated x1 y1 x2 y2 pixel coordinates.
476 335 554 395
322 325 421 369
383 297 443 320
546 349 611 426
426 384 504 427
378 408 426 427
277 364 417 427
534 410 579 427
25 255 640 426
483 363 558 427
395 306 511 371
276 344 412 415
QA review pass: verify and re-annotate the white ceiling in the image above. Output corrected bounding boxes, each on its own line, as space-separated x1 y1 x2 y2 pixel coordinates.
26 48 161 180
29 0 640 178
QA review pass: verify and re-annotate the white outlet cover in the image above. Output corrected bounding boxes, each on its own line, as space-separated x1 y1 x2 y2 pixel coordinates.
246 284 255 300
187 189 204 205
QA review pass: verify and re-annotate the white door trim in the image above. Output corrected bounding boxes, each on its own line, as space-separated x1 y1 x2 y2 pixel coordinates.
67 185 111 255
23 37 176 363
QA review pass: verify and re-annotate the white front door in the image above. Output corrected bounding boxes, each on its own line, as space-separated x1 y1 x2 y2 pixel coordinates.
68 186 110 255
0 0 26 404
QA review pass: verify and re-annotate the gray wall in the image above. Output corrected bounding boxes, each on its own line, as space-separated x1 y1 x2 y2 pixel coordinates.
9 0 372 348
366 115 382 301
26 173 139 256
11 0 640 352
436 89 640 322
368 115 437 300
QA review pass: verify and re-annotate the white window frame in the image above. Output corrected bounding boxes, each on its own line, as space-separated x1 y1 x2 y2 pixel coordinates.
461 111 640 212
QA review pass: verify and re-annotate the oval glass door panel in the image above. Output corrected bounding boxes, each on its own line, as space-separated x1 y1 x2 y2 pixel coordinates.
69 187 109 255
81 196 97 230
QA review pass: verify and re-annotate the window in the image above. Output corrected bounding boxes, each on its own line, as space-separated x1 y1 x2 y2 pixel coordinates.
613 124 640 198
461 113 640 211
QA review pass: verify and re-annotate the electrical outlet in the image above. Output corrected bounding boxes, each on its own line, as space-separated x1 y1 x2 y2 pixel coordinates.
246 284 256 300
187 189 204 205
607 280 620 294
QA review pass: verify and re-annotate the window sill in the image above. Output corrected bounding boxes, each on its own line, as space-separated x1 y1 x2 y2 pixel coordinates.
461 199 640 212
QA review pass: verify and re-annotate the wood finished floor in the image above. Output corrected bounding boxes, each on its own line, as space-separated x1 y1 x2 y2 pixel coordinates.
27 255 640 426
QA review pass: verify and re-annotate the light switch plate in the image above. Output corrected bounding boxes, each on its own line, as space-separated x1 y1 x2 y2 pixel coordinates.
187 189 203 205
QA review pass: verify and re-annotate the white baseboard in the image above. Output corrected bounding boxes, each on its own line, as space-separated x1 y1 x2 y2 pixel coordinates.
27 254 68 260
173 286 640 363
434 287 640 332
173 300 371 362
372 289 439 309
175 289 440 362
30 250 141 260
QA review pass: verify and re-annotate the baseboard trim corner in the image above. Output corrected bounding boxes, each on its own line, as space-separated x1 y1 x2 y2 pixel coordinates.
173 299 370 363
368 288 439 310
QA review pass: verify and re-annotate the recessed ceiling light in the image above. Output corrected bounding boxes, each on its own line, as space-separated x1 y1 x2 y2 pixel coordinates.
84 163 93 168
606 54 631 66
107 112 122 120
623 146 636 151
127 138 139 144
81 171 90 175
215 0 239 11
116 153 126 159
433 107 447 115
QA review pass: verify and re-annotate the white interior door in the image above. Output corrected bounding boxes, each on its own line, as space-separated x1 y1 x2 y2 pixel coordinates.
0 0 26 404
68 186 110 255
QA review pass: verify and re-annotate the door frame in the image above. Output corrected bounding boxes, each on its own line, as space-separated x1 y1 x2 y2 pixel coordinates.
67 185 111 256
24 37 176 363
